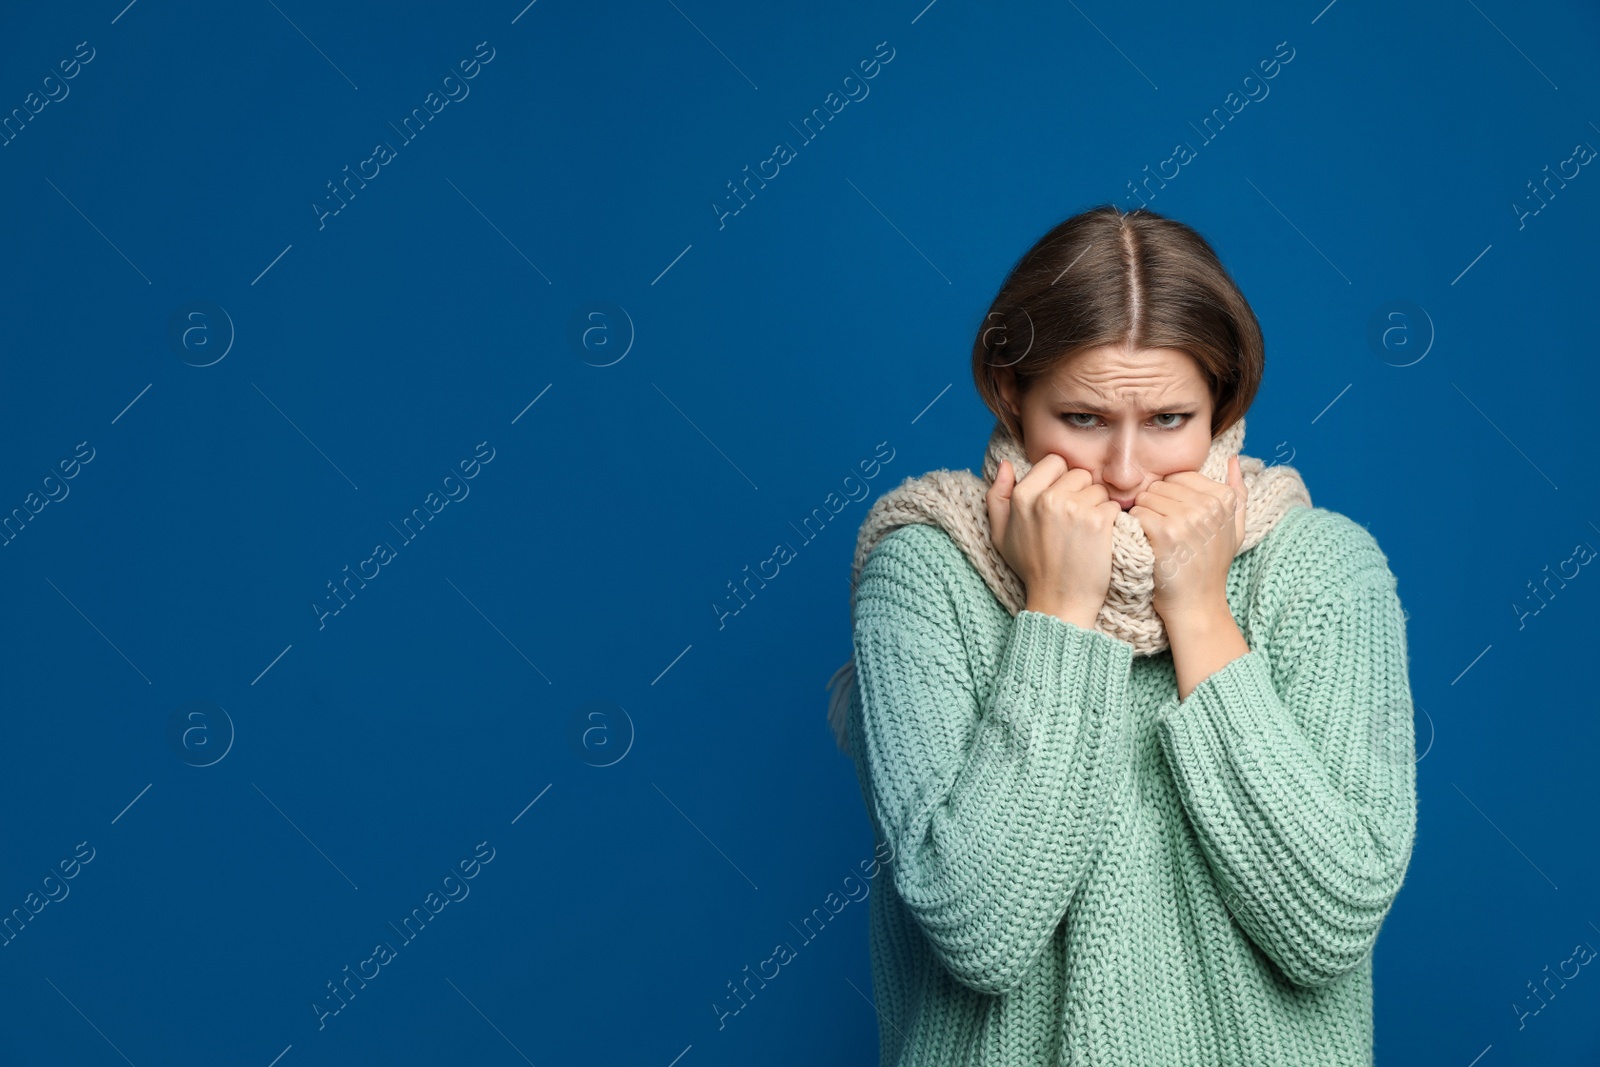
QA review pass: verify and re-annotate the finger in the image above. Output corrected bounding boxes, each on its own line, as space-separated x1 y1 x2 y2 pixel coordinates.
1130 492 1176 518
1229 455 1247 541
1138 481 1222 531
1021 452 1066 486
1137 480 1190 507
989 458 1013 504
988 460 1013 539
1078 476 1110 502
1151 472 1229 513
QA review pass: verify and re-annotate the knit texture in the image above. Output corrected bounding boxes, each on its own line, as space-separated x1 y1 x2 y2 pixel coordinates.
844 504 1417 1066
826 417 1312 752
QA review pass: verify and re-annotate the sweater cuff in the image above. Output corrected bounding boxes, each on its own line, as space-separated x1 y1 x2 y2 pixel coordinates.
1006 610 1136 702
1157 649 1277 747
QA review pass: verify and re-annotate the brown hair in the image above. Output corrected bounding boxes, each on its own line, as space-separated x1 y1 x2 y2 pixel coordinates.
971 204 1263 445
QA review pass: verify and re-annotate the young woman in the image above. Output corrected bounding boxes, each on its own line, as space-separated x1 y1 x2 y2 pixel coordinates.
826 205 1418 1066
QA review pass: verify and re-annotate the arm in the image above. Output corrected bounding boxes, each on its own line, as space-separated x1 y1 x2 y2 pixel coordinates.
1165 602 1252 703
850 526 1136 997
1154 522 1418 988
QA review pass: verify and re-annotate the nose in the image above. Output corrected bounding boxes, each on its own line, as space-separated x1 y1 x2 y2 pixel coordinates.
1099 432 1144 507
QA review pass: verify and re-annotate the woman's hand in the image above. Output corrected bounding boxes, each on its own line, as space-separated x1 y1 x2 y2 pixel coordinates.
1129 454 1248 627
988 454 1122 629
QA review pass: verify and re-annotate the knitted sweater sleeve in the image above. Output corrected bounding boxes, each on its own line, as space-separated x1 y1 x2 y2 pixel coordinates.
1155 512 1418 989
850 524 1136 997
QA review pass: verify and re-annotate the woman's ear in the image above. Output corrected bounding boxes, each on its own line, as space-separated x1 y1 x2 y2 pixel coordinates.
995 366 1020 418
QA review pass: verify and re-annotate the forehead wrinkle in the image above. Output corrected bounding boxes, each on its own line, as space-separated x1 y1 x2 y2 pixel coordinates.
1039 348 1204 413
1053 386 1196 413
1058 363 1188 399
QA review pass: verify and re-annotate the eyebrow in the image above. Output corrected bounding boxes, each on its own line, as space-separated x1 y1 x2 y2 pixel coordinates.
1052 397 1198 413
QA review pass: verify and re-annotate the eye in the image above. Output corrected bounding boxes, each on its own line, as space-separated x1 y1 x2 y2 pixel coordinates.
1059 413 1195 430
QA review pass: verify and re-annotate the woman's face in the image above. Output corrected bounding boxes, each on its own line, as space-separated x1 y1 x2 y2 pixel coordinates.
997 345 1215 512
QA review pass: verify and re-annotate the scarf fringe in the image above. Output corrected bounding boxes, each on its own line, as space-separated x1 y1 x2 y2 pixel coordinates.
825 659 856 754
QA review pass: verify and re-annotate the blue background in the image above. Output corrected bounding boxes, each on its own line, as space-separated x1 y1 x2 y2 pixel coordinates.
1 0 1597 1063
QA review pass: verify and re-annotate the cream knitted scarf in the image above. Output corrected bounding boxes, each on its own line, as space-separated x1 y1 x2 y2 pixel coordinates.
826 415 1312 753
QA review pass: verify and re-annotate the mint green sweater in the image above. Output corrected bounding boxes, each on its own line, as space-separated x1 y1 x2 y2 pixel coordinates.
844 504 1417 1066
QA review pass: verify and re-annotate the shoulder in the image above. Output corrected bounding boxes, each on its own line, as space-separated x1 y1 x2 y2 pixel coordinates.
1250 504 1399 614
869 521 964 561
856 523 987 619
859 522 969 591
